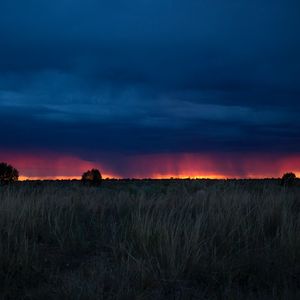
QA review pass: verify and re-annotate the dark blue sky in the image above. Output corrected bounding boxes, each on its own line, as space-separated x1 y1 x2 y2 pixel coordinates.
0 0 300 177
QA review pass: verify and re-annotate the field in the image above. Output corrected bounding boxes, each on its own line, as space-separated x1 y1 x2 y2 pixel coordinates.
0 179 300 299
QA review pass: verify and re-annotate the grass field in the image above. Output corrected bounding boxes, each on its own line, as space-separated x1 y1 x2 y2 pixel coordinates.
0 179 299 299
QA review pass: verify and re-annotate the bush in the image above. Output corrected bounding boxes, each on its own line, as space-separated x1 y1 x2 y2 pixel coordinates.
0 162 19 184
81 169 102 186
280 172 297 186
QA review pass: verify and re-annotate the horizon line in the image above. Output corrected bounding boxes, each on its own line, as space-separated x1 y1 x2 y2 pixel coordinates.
18 175 286 181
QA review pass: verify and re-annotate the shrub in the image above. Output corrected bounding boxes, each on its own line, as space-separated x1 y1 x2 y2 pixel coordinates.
280 172 297 186
81 169 102 186
0 162 19 184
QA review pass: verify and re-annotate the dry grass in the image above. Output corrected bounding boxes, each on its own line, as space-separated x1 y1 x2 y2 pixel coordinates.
0 179 300 299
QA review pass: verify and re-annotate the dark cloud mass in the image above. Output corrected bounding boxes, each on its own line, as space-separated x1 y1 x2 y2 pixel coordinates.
0 0 300 177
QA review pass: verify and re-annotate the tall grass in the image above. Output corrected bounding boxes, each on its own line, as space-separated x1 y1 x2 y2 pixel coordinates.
0 179 299 299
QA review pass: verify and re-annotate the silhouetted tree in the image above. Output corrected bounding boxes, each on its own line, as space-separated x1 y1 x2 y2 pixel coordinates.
81 169 102 186
0 162 19 184
281 172 297 186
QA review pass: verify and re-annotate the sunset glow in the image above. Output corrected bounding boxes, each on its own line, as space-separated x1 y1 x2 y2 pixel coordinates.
127 153 300 179
0 151 119 180
1 151 300 180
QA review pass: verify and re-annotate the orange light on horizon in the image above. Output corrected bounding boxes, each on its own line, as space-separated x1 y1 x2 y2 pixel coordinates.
2 150 300 180
19 174 119 181
128 153 300 179
150 173 228 179
0 152 120 180
19 175 81 181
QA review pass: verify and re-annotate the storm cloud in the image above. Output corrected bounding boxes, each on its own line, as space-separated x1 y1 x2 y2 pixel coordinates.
0 0 300 177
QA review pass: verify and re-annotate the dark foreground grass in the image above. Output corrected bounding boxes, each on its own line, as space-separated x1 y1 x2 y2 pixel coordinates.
0 179 300 299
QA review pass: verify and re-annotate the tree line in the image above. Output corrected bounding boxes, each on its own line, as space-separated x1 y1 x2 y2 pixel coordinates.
0 162 102 186
0 161 299 186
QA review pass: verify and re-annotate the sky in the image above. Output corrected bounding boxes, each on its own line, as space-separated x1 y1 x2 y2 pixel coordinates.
0 0 300 179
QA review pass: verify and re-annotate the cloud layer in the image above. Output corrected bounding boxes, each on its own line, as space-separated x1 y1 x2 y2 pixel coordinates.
0 0 300 177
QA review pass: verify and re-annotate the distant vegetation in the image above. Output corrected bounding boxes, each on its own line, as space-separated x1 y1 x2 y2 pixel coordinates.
0 162 19 184
81 168 102 186
281 172 297 186
0 179 299 299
